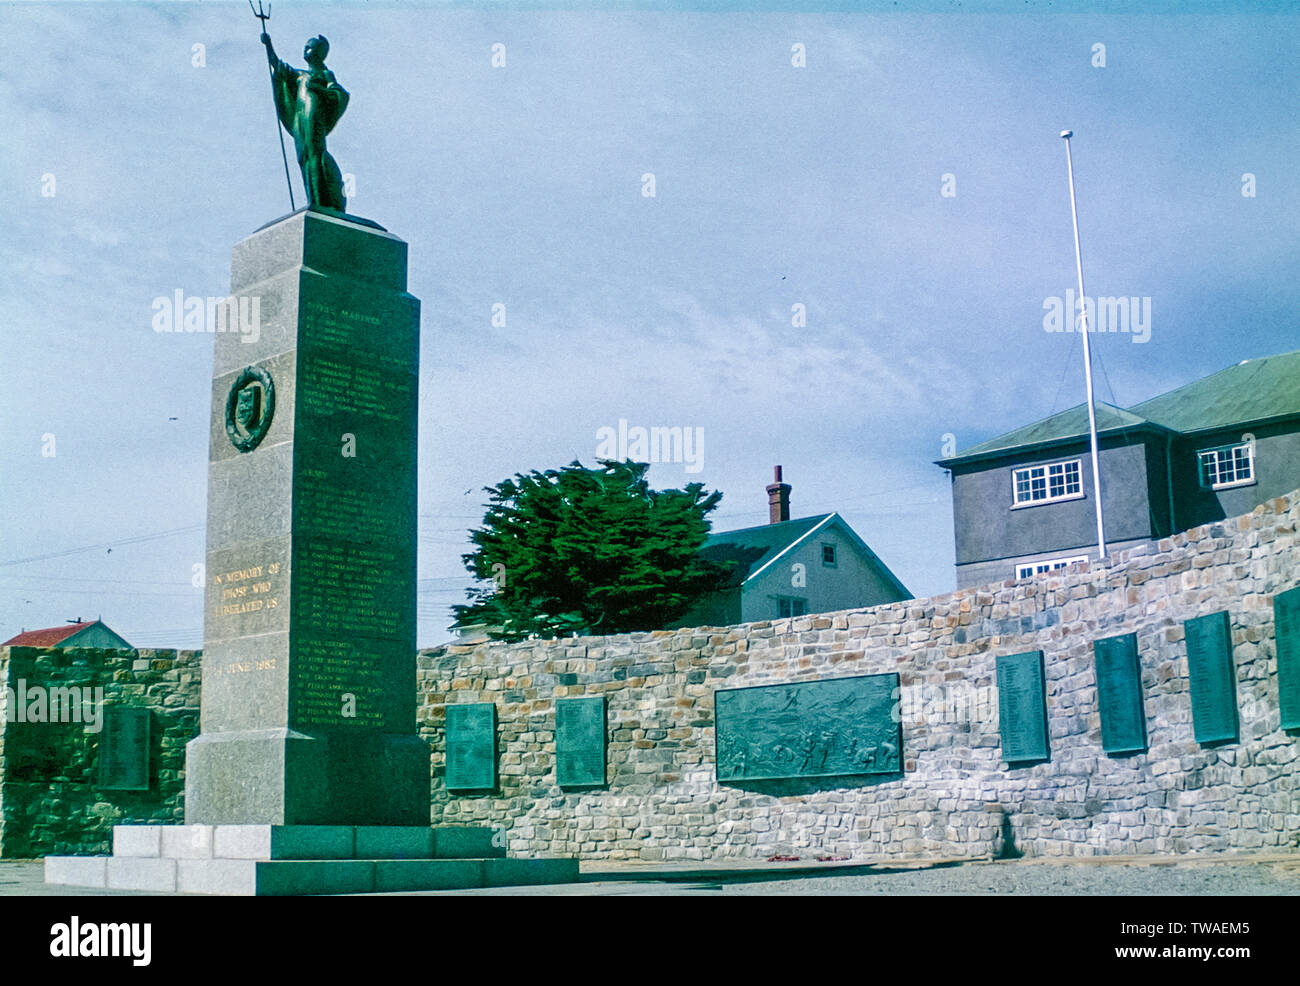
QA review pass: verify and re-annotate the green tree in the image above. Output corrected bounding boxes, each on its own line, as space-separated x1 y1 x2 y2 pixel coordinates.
453 459 728 640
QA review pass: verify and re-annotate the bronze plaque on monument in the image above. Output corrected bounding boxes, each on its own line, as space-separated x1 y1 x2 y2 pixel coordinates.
556 696 606 788
1093 632 1148 754
714 673 902 783
1274 585 1300 730
98 708 151 791
996 650 1050 764
445 702 496 791
1184 610 1238 745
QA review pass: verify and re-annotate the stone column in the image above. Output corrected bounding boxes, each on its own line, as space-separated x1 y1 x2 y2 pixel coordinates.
185 209 427 826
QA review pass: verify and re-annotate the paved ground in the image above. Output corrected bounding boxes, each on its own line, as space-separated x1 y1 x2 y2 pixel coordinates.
4 853 1299 895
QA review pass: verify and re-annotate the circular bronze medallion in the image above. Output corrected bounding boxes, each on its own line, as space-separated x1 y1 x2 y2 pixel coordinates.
225 365 276 453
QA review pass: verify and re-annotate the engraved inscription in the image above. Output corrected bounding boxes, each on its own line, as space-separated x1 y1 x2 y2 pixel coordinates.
1184 610 1238 745
296 541 402 636
1275 586 1300 730
556 696 606 788
996 650 1050 764
445 703 496 790
212 561 282 620
99 708 151 791
1093 633 1148 754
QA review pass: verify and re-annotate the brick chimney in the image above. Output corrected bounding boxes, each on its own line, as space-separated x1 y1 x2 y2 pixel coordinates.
766 465 791 524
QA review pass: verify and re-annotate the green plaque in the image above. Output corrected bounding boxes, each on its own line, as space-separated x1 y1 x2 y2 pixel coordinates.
996 650 1050 764
714 673 902 783
99 708 151 791
556 696 606 788
1275 586 1300 730
1093 633 1148 754
445 702 496 791
1184 611 1238 745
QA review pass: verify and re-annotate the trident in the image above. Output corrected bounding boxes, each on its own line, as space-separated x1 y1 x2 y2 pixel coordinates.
249 0 296 211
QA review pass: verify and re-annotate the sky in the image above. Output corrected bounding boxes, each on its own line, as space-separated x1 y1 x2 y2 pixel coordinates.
1 1 1297 649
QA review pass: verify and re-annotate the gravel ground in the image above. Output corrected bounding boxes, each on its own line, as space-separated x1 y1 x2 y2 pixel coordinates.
691 859 1300 896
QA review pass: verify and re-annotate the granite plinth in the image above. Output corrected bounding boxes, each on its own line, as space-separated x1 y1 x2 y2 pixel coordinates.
187 209 425 826
185 729 429 825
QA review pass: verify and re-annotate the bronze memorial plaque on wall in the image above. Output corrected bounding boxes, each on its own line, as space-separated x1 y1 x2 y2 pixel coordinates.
1093 632 1148 754
556 695 606 788
1274 585 1300 731
445 702 496 791
996 650 1050 764
98 707 152 791
714 673 902 783
1184 610 1238 745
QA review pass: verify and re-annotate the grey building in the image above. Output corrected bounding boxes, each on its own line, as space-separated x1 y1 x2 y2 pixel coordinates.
675 467 911 626
937 349 1300 588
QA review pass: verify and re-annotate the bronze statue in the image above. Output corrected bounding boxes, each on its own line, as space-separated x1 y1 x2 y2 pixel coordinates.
251 3 349 212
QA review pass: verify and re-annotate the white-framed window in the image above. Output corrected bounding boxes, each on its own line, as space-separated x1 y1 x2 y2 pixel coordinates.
1197 442 1255 490
821 543 837 567
1015 555 1090 580
776 596 807 618
1011 459 1083 507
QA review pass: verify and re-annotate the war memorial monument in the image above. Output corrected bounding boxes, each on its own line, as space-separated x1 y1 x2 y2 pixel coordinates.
43 13 577 894
6 7 1292 904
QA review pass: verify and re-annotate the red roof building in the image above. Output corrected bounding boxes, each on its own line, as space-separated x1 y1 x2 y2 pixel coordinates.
2 619 133 649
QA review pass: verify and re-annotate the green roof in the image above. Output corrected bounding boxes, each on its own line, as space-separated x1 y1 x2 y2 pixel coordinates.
946 402 1161 462
1130 350 1300 434
701 514 833 587
940 349 1300 467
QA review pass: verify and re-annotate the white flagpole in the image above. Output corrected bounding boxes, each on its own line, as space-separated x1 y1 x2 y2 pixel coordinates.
1060 130 1107 559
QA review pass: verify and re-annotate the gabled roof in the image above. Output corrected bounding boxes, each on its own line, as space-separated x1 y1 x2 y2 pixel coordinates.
702 512 911 599
3 621 97 647
938 349 1300 468
701 514 833 588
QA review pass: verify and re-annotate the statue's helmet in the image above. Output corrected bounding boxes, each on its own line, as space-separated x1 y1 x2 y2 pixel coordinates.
304 35 329 62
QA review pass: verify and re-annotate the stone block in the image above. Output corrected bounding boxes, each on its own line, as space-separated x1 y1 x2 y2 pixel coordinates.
113 826 163 857
213 824 355 860
161 825 215 858
354 826 433 859
107 857 177 892
482 857 579 887
433 826 506 859
44 856 107 889
372 859 485 892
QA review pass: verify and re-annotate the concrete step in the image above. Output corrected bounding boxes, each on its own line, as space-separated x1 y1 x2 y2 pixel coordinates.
46 855 578 896
109 824 505 861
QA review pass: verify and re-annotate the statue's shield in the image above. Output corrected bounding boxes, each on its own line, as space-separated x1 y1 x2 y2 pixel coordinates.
236 384 261 433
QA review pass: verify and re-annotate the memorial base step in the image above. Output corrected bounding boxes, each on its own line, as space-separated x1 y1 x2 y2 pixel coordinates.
45 855 579 895
44 824 579 895
107 823 505 860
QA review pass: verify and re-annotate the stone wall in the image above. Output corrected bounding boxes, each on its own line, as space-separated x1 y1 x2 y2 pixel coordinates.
419 492 1300 861
0 647 200 858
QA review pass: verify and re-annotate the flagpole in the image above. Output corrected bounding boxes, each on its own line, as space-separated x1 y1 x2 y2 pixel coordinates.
1060 130 1107 559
